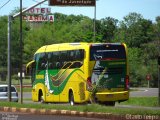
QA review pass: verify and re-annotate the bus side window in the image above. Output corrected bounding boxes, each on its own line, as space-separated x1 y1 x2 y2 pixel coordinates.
76 49 84 61
69 50 75 61
48 52 54 69
70 61 83 68
48 51 60 70
59 51 68 68
68 49 84 68
56 62 61 69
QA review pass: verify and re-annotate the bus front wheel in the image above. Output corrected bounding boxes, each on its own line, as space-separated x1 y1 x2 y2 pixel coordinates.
39 90 45 104
69 91 75 106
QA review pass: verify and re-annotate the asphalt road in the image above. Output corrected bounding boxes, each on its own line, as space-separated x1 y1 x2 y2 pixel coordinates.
0 112 106 120
130 88 158 97
23 92 31 99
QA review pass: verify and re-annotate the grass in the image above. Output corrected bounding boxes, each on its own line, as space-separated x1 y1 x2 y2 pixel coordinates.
0 78 31 85
0 97 160 115
23 97 159 107
0 101 159 115
16 87 32 92
119 97 158 107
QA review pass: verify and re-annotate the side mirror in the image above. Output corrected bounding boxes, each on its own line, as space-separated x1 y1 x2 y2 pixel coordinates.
158 56 160 65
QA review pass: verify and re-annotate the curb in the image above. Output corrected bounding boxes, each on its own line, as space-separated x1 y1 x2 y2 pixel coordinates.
0 107 125 120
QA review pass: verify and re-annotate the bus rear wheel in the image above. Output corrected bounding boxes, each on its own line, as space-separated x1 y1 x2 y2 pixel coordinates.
69 91 75 106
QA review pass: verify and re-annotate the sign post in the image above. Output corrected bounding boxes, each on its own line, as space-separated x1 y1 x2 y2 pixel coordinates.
7 0 47 103
158 56 160 106
146 74 151 88
7 15 12 102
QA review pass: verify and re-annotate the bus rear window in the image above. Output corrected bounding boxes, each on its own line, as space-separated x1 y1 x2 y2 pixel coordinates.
90 44 126 61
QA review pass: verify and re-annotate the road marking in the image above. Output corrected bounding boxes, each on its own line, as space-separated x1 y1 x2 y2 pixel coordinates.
144 89 148 92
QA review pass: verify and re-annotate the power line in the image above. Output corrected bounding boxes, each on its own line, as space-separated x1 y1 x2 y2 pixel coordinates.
32 0 48 6
0 0 12 10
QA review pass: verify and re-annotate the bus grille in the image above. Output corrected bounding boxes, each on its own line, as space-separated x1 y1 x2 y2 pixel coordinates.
79 82 85 100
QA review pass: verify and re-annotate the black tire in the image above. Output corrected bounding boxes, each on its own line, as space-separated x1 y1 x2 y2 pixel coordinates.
69 91 75 106
39 90 45 104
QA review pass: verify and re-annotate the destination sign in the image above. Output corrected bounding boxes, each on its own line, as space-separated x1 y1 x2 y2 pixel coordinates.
49 0 95 6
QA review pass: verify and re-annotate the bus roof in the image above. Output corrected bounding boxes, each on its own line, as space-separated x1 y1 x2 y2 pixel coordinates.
35 42 125 54
35 42 88 54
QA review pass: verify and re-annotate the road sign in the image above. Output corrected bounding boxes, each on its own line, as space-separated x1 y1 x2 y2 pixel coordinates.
49 0 95 6
146 74 151 81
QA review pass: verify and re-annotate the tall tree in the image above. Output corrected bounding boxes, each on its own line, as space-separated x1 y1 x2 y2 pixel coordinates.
100 17 118 42
118 12 153 47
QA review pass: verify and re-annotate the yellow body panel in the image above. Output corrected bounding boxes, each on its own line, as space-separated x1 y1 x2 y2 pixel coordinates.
96 91 129 102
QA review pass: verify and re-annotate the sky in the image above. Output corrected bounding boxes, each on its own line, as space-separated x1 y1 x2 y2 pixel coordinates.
0 0 160 22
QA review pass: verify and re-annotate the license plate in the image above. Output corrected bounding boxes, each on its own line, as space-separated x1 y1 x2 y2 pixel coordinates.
106 94 113 98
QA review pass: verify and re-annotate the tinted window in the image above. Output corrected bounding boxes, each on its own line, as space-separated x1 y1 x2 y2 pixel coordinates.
11 87 16 92
60 51 68 62
0 87 7 92
47 49 84 69
70 61 83 68
90 44 126 61
35 53 47 71
0 86 16 92
48 52 60 69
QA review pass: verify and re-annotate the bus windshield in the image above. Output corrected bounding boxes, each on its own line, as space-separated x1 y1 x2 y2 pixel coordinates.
90 44 126 61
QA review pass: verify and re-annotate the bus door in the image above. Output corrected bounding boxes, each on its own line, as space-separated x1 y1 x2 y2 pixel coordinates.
90 44 128 92
47 51 60 102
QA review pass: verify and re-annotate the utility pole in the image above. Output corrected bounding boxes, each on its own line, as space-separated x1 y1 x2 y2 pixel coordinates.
7 15 12 102
158 56 160 106
19 0 23 104
94 0 96 42
7 0 47 103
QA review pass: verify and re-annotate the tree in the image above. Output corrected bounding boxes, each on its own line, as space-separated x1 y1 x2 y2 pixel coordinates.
0 16 7 67
100 17 118 42
117 12 154 47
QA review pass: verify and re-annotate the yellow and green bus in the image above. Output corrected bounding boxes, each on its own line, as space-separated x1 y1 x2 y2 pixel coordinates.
26 42 129 106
